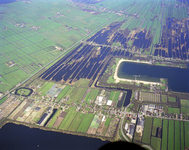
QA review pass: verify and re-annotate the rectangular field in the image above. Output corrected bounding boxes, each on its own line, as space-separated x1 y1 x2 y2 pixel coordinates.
58 107 77 130
174 121 180 150
168 120 174 150
180 99 189 107
142 117 152 144
68 112 85 132
46 109 61 128
161 119 168 150
77 113 95 133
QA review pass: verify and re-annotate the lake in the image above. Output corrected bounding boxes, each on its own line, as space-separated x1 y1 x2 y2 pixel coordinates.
117 61 189 93
0 123 109 150
0 0 17 4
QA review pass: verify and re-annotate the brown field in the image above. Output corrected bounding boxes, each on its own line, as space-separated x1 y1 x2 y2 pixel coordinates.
96 120 106 135
87 127 97 134
105 118 119 137
53 111 67 128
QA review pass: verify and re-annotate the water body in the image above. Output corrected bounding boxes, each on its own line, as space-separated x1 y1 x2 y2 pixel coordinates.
0 123 109 150
0 0 16 4
118 62 189 93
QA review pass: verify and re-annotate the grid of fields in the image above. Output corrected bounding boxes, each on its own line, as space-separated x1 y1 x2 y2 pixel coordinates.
0 0 117 93
141 117 188 150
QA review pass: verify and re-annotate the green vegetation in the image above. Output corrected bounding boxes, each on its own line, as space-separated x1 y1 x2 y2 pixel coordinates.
113 92 120 101
180 121 184 150
87 89 99 103
59 107 77 130
168 120 174 150
185 122 189 148
47 109 61 128
0 96 7 105
90 115 100 128
108 91 115 100
162 95 167 103
68 87 87 103
68 112 85 132
168 96 176 102
161 119 168 150
151 137 161 150
181 107 189 116
168 107 180 114
77 113 94 133
56 85 71 101
105 118 111 127
16 88 31 96
142 117 152 144
74 79 90 87
180 99 189 107
175 121 180 150
152 118 162 136
40 82 54 96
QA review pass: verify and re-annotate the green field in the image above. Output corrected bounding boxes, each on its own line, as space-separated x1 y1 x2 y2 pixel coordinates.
142 117 152 144
113 92 120 101
90 115 100 128
85 89 99 103
168 96 176 102
105 118 111 127
77 113 95 133
59 107 77 130
151 137 161 150
161 119 168 150
47 109 61 128
40 82 54 96
0 96 7 105
175 121 180 150
180 99 189 107
108 91 115 100
181 107 189 116
68 112 85 132
168 107 180 114
162 95 167 103
180 121 184 150
152 118 162 136
185 122 189 148
56 85 71 101
69 87 87 103
168 120 174 150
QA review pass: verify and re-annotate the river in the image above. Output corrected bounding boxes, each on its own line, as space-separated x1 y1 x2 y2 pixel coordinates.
117 61 189 93
0 123 109 150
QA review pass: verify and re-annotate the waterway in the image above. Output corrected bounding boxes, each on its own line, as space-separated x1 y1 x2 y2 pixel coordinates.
117 61 189 93
0 123 109 150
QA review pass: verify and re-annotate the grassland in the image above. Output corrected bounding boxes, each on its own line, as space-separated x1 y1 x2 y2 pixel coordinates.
77 113 95 133
174 121 180 150
86 89 99 103
113 92 120 101
142 117 152 144
168 96 176 102
56 85 71 101
181 107 189 116
185 122 189 148
151 137 161 150
0 96 7 105
180 99 189 107
40 82 54 96
59 107 77 130
47 109 61 128
108 91 115 100
105 118 111 127
68 112 85 132
168 120 174 150
152 118 162 136
69 87 87 104
168 107 180 114
161 95 167 103
161 119 168 150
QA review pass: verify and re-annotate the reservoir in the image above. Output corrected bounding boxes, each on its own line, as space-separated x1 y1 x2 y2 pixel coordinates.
0 123 109 150
117 61 189 93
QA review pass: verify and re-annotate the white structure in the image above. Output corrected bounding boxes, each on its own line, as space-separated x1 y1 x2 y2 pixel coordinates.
106 100 112 106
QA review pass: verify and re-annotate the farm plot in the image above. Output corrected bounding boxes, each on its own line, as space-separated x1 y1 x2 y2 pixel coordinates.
46 109 62 128
87 115 101 134
77 113 95 133
56 85 71 101
68 87 87 104
105 118 119 137
151 118 162 137
68 112 85 132
140 92 160 103
142 117 152 144
180 99 189 107
168 107 180 114
53 111 67 128
168 120 174 150
58 107 77 130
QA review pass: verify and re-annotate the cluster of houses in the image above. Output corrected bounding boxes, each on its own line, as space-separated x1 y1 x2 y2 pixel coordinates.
141 104 163 116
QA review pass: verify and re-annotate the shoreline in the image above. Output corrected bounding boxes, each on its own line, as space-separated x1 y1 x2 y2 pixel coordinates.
114 59 162 85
